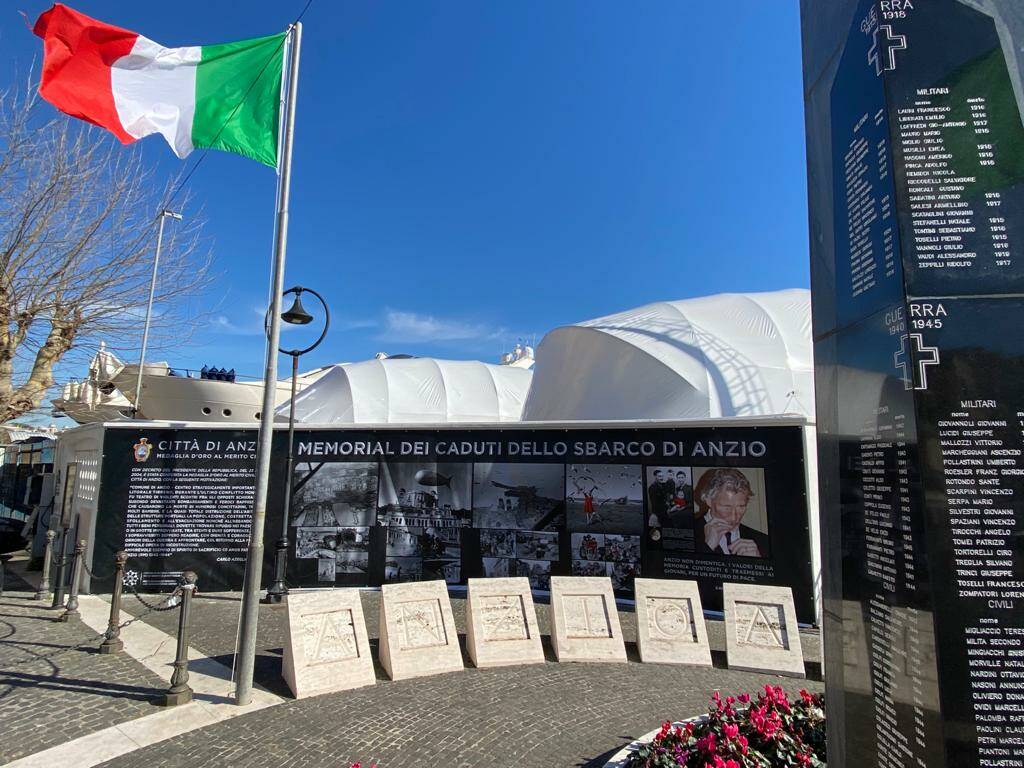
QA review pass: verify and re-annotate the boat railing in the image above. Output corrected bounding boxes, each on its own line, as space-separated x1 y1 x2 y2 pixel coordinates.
160 367 265 382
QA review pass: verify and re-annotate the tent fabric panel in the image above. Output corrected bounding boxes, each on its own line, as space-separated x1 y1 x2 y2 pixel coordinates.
523 326 708 421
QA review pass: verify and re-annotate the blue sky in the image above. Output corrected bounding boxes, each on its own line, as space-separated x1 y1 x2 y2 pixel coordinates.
3 0 809 382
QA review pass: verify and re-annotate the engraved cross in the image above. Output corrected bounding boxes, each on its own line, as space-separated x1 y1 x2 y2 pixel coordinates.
868 24 907 75
894 333 940 391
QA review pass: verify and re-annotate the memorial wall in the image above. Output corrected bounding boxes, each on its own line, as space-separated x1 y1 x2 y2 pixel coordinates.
84 422 817 623
801 0 1024 766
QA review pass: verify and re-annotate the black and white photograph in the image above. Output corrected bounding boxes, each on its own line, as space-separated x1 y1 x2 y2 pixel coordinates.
297 526 371 577
480 528 516 558
472 463 565 531
515 531 559 561
317 557 335 582
692 467 769 559
296 526 358 558
572 559 609 577
516 559 551 591
610 558 640 591
604 533 640 562
378 462 472 528
572 532 605 562
566 464 643 534
423 558 461 584
335 550 370 575
482 556 512 578
385 556 422 582
644 466 693 529
290 461 378 527
385 525 421 557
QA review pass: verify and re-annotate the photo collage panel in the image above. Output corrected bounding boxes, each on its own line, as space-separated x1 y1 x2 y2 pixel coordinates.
645 465 769 560
286 456 771 592
473 463 565 591
378 461 472 584
566 463 644 592
290 461 377 583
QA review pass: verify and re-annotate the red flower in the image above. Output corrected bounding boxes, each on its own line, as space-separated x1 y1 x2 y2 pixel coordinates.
738 693 750 704
696 733 717 754
723 723 739 740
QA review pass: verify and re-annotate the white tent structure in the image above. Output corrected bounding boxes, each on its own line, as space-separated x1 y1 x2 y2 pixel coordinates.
281 358 534 424
522 288 814 422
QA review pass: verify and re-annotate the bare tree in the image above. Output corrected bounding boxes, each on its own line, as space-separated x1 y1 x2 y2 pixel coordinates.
0 83 213 423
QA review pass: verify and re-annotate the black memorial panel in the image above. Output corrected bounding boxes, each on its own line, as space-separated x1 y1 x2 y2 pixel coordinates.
91 424 818 623
804 0 1024 766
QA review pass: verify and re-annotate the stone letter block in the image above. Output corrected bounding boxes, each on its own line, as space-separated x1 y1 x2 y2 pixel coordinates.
634 578 712 666
379 580 464 680
282 589 375 699
550 576 626 663
466 577 544 668
723 582 805 678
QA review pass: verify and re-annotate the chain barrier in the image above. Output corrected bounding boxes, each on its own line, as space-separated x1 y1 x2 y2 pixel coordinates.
81 559 115 583
80 552 181 612
1 552 191 670
127 581 185 613
1 586 182 669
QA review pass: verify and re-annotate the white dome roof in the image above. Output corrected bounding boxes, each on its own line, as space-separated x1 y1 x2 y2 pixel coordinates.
281 357 534 424
522 288 814 422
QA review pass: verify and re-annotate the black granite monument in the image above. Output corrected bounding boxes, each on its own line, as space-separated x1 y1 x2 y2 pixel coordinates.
801 1 1024 766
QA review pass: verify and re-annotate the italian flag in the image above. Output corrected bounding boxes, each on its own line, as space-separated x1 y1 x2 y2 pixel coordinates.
33 4 285 167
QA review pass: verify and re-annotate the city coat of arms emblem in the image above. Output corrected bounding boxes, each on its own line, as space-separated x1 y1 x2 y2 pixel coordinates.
133 438 152 463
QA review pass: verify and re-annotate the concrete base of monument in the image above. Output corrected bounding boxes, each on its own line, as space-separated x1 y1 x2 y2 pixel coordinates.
602 715 706 768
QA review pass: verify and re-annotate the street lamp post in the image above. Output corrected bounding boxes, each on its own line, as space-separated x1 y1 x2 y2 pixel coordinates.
263 286 329 604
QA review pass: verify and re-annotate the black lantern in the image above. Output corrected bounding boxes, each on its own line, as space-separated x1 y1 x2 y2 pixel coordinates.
281 291 314 325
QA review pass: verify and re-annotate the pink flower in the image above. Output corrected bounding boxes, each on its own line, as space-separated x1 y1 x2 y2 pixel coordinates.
738 693 750 704
696 733 717 753
723 723 739 740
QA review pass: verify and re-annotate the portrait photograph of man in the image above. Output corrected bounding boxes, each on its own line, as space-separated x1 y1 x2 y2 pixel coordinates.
692 467 769 559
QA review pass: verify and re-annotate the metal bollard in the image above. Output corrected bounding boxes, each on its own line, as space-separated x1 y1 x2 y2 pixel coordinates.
51 529 69 610
99 551 129 654
160 571 198 706
263 537 288 604
36 530 56 601
57 540 86 622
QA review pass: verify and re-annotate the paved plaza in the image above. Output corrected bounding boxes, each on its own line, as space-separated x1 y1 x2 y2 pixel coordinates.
1 562 824 768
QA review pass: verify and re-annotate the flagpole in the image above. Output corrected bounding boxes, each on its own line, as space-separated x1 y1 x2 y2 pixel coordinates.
235 20 302 707
132 209 182 418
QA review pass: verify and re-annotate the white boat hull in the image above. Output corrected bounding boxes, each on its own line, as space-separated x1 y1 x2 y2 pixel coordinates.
111 365 329 423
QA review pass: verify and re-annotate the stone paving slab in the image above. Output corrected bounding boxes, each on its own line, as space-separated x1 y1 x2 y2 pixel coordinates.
0 588 169 765
97 651 824 768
